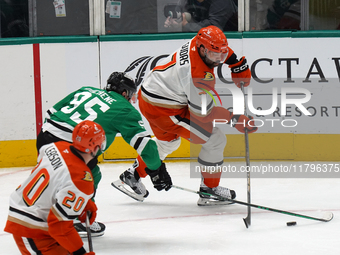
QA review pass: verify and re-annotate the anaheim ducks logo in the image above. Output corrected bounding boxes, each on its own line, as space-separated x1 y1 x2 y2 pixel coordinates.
202 72 214 81
83 171 93 182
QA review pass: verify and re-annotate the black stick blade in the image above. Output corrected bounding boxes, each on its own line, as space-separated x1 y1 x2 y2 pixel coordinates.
243 218 249 228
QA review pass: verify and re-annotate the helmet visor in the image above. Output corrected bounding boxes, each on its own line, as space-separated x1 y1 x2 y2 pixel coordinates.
128 91 136 101
204 49 228 64
131 93 137 103
100 135 107 152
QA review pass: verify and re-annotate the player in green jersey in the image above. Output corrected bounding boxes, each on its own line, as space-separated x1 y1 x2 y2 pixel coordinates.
36 72 172 237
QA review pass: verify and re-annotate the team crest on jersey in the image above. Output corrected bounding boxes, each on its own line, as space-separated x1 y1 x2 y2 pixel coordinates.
83 171 93 182
202 72 214 81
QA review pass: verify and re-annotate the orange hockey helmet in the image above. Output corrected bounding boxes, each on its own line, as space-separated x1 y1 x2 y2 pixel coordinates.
72 120 106 154
196 25 229 63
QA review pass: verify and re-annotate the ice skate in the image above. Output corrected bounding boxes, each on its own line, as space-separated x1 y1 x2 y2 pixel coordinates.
74 220 106 238
197 182 236 206
119 169 149 197
112 163 149 202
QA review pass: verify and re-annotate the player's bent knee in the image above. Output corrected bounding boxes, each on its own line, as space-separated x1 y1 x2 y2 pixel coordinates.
203 127 226 150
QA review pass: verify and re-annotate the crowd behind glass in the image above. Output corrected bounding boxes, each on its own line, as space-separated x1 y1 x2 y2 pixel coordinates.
0 0 339 38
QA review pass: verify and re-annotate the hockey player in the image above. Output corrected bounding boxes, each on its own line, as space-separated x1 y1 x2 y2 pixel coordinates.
117 25 258 206
36 72 172 236
4 120 105 255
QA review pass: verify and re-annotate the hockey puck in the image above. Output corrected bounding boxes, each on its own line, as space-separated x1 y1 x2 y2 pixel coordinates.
286 221 297 226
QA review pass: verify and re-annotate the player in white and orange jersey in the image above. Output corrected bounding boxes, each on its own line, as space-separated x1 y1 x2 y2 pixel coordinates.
4 120 106 255
114 25 258 206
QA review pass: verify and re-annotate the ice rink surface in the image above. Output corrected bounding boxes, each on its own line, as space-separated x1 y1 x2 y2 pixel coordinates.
1 160 339 255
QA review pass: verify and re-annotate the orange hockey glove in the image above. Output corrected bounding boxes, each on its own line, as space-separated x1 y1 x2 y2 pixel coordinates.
78 199 97 225
229 57 251 88
231 114 258 134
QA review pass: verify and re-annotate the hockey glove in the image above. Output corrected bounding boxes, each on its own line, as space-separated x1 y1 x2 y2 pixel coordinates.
78 199 97 225
145 162 172 191
85 252 95 255
231 114 258 134
229 57 251 88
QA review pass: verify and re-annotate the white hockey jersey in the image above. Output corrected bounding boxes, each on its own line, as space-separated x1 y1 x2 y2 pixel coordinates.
4 141 94 252
140 35 234 123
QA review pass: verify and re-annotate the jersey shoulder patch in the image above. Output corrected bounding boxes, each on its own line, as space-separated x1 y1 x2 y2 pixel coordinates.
188 39 216 90
69 165 94 196
55 142 94 195
203 72 215 81
83 171 93 182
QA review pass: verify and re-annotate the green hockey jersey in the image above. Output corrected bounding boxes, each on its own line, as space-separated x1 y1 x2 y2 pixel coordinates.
42 86 161 170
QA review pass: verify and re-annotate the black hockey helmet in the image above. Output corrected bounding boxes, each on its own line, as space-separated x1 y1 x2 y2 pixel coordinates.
106 72 137 100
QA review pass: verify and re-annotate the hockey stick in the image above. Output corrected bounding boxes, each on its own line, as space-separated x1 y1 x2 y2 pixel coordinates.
85 211 93 252
240 82 251 228
172 185 334 222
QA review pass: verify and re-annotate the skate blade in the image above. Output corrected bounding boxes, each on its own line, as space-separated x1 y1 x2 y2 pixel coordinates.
197 197 235 206
111 179 145 202
78 231 105 238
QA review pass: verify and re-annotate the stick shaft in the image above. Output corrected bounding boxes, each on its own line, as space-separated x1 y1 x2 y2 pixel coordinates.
171 185 333 222
241 83 251 225
85 211 93 252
